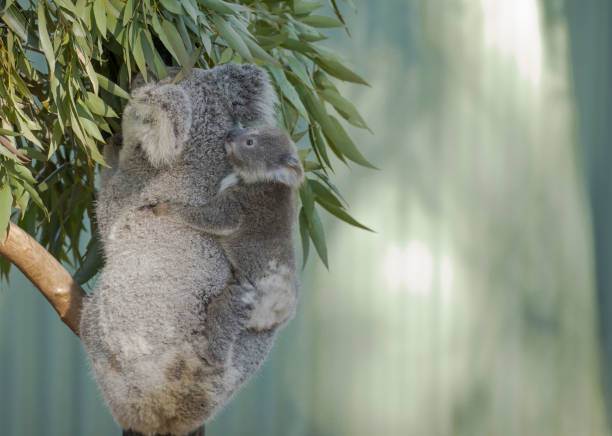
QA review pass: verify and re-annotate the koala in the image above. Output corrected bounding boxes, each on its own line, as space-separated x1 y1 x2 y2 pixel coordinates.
153 125 304 332
80 64 289 436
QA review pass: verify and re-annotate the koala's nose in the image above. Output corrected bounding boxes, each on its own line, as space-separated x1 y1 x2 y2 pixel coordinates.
227 127 245 140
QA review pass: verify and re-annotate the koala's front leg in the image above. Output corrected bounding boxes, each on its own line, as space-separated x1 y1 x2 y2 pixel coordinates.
152 194 242 236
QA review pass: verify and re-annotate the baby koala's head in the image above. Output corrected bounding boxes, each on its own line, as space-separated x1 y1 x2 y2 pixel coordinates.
221 126 304 191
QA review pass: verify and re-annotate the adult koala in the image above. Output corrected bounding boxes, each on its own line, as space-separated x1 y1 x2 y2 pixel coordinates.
80 64 282 436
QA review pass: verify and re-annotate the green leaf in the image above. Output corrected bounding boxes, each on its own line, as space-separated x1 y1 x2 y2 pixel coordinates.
314 55 369 86
5 160 35 184
21 180 46 216
2 6 27 41
159 0 183 14
266 65 308 119
298 207 310 268
309 179 342 208
141 30 169 80
84 92 119 118
74 233 104 284
307 206 328 268
212 15 252 61
300 15 344 28
37 3 55 73
0 183 13 238
310 123 331 168
285 56 311 88
219 47 233 64
304 160 321 171
243 36 278 65
122 0 134 26
316 198 373 231
161 18 190 65
319 88 370 131
299 181 315 221
93 0 107 37
131 24 148 81
293 1 325 15
325 115 376 168
76 46 99 94
96 74 130 99
172 46 203 84
197 0 250 14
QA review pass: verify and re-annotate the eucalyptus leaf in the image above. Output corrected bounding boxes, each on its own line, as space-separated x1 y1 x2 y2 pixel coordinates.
314 55 370 86
37 3 55 73
96 74 130 99
93 0 107 37
306 206 328 268
300 15 344 28
0 183 13 237
298 207 310 268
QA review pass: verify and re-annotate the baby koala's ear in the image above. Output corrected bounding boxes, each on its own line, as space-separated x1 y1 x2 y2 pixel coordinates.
278 153 305 187
122 83 192 167
213 64 278 126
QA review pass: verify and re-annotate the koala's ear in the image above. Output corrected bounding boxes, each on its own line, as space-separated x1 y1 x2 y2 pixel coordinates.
122 83 192 167
278 152 304 187
213 64 278 126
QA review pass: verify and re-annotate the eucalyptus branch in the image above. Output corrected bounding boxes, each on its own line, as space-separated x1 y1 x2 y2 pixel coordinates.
0 222 85 336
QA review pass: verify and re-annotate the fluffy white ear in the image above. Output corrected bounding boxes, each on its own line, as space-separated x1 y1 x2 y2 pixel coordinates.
122 83 192 167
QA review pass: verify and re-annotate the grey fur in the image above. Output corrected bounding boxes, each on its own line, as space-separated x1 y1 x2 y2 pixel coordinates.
81 64 283 436
153 126 304 331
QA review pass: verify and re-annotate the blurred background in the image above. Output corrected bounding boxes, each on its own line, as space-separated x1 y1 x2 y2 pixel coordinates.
2 0 612 435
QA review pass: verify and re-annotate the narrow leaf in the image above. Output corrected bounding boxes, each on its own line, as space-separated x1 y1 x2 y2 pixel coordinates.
159 0 183 14
307 207 328 268
300 15 344 28
0 183 13 238
37 3 55 73
298 207 310 268
93 0 107 37
212 15 252 61
96 74 130 99
314 55 369 86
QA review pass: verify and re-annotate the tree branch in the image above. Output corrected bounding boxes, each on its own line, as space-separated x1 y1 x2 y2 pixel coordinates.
0 222 85 336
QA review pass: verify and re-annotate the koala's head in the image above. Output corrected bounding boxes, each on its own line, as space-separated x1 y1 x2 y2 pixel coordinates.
120 83 192 169
223 126 304 188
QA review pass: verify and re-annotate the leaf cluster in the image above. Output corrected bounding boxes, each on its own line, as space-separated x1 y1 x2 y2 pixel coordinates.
0 0 373 280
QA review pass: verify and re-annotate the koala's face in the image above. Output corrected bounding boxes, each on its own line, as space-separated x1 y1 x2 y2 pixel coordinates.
225 126 304 187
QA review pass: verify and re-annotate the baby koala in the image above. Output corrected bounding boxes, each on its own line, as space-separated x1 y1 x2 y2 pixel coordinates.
154 125 304 331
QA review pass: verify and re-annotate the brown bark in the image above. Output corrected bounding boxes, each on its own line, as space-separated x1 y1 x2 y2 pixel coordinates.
0 221 85 335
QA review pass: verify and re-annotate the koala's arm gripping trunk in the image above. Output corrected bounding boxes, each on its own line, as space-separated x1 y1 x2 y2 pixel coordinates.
0 222 85 336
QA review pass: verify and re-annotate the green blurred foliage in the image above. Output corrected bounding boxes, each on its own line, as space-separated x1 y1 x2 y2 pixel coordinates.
0 0 374 280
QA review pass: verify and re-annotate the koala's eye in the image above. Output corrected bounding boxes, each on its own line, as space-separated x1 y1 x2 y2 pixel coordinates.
246 138 254 147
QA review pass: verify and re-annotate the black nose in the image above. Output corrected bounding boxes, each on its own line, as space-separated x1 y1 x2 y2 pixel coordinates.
227 127 245 140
